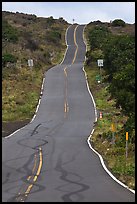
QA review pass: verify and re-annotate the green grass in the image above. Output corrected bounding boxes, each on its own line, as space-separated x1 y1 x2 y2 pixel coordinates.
85 62 135 190
2 67 45 122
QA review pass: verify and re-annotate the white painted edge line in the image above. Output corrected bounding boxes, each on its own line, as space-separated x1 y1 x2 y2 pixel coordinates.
5 25 71 139
83 24 135 195
5 126 26 139
83 67 97 122
30 77 45 123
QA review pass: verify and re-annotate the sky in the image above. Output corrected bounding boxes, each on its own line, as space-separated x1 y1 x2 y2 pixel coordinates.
2 2 135 24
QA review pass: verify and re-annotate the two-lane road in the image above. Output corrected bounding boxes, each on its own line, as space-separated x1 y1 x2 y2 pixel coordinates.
2 24 135 202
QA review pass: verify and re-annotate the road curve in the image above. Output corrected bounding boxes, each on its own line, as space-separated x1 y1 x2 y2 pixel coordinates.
2 24 135 202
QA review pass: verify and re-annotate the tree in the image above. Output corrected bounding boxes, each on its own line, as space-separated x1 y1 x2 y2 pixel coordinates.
104 35 135 140
112 19 126 27
86 23 135 142
88 26 111 50
103 35 135 79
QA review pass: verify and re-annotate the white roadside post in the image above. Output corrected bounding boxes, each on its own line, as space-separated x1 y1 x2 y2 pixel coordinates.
97 59 103 83
28 59 34 81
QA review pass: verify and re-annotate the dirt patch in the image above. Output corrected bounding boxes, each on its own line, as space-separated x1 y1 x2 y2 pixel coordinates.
2 119 30 137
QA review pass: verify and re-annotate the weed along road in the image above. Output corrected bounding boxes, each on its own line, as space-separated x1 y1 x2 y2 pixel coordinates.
2 24 135 202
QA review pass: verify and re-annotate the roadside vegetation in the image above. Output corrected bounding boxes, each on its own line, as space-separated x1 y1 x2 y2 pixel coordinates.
2 11 69 125
84 20 135 189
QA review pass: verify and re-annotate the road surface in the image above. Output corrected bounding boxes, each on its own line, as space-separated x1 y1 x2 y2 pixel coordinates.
2 24 135 202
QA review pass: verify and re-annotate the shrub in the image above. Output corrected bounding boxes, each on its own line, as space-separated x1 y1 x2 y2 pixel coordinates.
46 30 61 44
43 51 51 64
86 49 104 64
25 39 39 51
112 19 126 27
2 53 17 67
2 19 18 43
88 26 111 50
46 16 55 26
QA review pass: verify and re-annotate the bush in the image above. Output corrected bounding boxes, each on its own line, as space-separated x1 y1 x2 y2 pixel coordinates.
2 19 18 43
59 17 67 24
46 30 61 44
46 16 55 26
43 51 51 64
112 19 126 27
88 26 111 50
2 53 17 67
25 39 39 51
86 49 104 64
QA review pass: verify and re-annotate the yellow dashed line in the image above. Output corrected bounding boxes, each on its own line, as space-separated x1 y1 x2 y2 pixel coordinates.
64 67 67 77
64 102 67 113
25 184 33 195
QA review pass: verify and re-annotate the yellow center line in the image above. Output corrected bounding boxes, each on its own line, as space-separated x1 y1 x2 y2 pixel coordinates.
15 152 38 202
64 102 67 113
63 25 79 117
64 67 67 77
24 147 43 196
33 148 42 182
72 25 79 64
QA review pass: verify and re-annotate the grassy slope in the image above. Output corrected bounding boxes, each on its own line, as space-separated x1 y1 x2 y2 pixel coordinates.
84 22 135 190
2 11 69 122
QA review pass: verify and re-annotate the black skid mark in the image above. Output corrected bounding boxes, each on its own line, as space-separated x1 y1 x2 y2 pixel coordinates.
16 119 65 151
16 123 48 150
30 124 41 137
7 150 45 202
55 152 89 202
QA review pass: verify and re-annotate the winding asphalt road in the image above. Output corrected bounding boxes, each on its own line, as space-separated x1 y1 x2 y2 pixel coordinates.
2 24 135 202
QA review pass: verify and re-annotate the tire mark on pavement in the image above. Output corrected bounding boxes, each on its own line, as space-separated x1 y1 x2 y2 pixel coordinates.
7 148 45 202
55 152 89 202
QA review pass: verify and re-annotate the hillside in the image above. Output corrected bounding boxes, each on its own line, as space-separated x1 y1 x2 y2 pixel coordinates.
2 11 69 135
2 11 69 69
